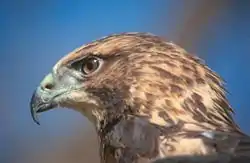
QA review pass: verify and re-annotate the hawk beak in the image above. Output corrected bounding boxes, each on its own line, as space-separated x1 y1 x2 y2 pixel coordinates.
30 73 58 125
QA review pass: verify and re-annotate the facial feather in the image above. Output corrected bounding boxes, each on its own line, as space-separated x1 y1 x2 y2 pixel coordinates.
30 32 249 162
52 33 240 134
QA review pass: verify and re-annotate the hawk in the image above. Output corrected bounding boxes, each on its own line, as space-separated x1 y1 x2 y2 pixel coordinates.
30 33 250 163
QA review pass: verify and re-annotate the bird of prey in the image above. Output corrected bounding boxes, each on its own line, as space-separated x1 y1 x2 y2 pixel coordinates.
30 32 250 163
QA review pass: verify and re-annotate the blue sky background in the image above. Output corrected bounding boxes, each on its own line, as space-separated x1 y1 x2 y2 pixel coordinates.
1 1 250 163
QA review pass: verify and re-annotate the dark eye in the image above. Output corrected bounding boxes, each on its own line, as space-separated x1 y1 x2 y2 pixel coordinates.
81 57 100 75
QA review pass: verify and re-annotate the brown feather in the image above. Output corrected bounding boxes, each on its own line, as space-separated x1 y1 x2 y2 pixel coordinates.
50 32 249 162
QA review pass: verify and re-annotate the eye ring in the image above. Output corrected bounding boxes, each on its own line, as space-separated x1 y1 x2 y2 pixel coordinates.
81 57 101 75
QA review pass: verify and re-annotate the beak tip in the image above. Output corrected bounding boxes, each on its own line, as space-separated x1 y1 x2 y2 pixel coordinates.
35 121 41 125
30 90 41 125
30 107 41 125
33 119 40 125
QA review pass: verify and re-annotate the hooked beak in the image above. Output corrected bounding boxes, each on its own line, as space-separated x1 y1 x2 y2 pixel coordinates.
30 89 57 125
30 69 97 125
30 73 59 125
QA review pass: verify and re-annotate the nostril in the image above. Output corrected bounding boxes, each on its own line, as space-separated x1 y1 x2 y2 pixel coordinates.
44 83 54 90
40 73 55 91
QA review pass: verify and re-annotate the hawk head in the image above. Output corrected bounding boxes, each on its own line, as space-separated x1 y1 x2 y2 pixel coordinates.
30 32 240 133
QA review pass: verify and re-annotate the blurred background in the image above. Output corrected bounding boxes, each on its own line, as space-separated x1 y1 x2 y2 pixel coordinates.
1 0 250 163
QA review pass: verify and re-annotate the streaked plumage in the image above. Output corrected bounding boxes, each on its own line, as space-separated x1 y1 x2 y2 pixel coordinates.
30 32 250 163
